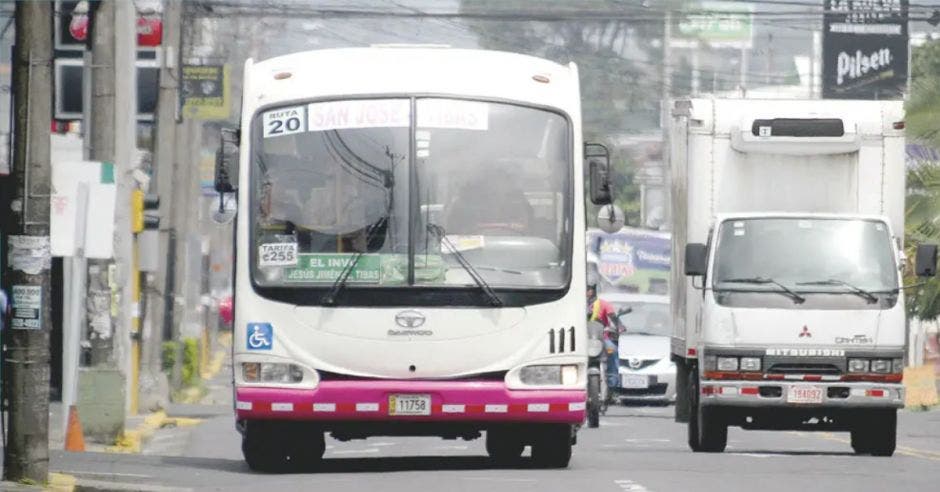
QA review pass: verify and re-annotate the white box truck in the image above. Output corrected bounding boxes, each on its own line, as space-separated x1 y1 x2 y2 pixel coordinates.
667 98 938 456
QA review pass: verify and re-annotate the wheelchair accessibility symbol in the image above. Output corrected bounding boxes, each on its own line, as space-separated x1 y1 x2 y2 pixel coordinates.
247 323 273 350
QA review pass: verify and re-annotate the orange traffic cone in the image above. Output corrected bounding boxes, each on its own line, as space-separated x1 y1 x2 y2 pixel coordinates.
64 405 85 452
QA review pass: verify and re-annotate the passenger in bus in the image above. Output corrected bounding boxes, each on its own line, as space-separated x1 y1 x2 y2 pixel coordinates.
443 172 534 236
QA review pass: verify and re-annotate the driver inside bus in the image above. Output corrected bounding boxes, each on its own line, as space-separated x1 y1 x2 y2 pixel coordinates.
443 169 534 236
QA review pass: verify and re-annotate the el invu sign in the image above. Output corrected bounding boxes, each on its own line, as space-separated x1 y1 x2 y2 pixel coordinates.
822 0 909 99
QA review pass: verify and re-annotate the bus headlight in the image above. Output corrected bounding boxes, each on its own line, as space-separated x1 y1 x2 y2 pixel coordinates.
519 365 578 385
243 362 304 383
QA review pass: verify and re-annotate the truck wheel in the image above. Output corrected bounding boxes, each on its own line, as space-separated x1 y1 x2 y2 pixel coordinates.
486 430 525 463
697 405 727 453
530 425 573 468
587 374 601 428
855 409 896 457
687 370 703 452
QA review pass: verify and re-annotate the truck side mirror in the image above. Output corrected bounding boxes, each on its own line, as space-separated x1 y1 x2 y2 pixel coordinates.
585 142 611 205
685 243 708 276
915 244 938 277
214 127 240 193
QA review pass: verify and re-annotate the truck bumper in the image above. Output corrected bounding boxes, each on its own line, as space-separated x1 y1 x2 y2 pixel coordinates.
235 381 586 424
699 380 903 409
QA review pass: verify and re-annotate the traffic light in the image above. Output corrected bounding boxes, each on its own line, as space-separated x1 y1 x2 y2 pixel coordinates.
131 189 160 233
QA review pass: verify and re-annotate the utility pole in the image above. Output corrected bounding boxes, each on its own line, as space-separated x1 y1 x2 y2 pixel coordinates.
151 0 182 385
3 0 53 483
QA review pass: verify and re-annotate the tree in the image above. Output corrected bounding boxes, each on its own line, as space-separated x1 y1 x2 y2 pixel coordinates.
904 39 940 320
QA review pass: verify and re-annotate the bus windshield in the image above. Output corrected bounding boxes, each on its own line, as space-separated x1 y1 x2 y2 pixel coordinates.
251 98 571 291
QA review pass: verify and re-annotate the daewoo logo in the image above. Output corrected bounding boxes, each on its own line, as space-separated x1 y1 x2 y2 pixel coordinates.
394 310 426 329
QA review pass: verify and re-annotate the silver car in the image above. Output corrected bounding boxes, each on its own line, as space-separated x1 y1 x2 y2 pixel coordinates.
602 294 676 404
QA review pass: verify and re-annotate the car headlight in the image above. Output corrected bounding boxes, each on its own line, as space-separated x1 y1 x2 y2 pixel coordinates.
740 357 761 372
870 359 891 374
847 358 870 373
243 362 304 383
716 357 739 371
519 365 578 385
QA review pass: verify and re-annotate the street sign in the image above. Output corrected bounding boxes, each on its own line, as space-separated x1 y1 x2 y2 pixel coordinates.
11 285 42 330
822 0 909 99
674 1 754 49
182 65 231 120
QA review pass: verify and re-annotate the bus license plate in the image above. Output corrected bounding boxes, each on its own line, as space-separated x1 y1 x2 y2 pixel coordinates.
787 386 824 404
389 394 431 416
621 375 649 389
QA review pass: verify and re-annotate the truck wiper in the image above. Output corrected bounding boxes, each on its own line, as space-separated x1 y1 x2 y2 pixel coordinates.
320 216 389 306
427 223 503 307
717 277 806 304
796 279 878 304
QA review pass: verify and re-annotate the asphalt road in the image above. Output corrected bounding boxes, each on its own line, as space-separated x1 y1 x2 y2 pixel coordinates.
43 403 940 492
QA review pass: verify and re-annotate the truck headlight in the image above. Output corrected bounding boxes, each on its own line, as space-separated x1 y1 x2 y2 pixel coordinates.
243 362 304 383
716 357 739 371
847 358 870 373
870 359 891 374
740 357 761 372
892 358 904 374
703 355 717 371
519 365 578 385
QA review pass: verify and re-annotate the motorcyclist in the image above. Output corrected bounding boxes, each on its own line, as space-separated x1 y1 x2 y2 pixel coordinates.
586 283 626 401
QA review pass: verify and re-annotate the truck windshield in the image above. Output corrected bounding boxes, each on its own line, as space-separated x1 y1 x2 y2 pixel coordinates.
250 98 570 292
711 218 899 308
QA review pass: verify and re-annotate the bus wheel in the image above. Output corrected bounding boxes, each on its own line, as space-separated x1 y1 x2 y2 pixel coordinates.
242 422 288 472
242 422 325 472
530 425 572 469
485 429 525 463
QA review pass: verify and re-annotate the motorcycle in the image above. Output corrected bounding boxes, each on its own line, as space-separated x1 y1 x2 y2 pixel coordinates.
586 307 632 428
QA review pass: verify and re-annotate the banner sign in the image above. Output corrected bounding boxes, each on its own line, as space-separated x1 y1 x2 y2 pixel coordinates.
182 65 231 120
822 0 909 99
588 228 670 294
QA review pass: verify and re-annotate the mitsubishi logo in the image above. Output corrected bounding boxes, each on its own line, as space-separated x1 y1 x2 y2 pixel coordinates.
394 310 426 329
799 325 812 338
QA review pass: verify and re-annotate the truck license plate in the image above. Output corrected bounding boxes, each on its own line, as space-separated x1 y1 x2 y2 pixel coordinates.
787 386 824 404
621 375 649 389
388 394 431 416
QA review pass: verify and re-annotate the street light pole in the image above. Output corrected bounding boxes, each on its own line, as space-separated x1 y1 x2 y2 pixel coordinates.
3 0 54 483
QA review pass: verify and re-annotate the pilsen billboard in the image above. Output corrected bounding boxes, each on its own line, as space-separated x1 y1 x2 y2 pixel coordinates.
822 0 909 99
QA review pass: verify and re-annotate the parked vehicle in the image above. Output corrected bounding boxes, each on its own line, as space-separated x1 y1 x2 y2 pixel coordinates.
667 98 938 456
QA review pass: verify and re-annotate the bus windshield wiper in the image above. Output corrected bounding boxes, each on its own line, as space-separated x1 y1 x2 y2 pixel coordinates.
717 277 806 304
796 279 878 304
320 216 389 306
427 223 503 307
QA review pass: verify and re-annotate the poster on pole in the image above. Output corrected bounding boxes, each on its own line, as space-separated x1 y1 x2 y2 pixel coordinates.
822 0 909 99
181 64 231 120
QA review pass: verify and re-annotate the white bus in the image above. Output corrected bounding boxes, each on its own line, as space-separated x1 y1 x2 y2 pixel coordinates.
215 47 599 471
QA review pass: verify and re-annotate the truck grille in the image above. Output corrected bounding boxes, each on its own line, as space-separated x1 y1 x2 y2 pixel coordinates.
766 363 841 375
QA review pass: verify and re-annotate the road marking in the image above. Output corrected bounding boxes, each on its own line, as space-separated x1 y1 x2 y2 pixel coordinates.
615 479 652 492
462 477 537 483
624 438 670 443
328 448 381 455
812 432 940 462
370 441 397 447
433 444 469 451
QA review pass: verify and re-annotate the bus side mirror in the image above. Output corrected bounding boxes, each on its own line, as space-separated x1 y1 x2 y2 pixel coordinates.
215 127 240 193
685 243 708 276
915 244 938 277
585 142 611 205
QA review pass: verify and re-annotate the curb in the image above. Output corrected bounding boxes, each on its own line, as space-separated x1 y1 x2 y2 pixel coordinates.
104 411 202 454
48 473 77 492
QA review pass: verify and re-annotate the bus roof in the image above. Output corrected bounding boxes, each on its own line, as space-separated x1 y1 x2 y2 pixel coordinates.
243 47 580 116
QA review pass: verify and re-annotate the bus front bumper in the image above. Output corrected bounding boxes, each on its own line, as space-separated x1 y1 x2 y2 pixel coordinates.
235 381 586 424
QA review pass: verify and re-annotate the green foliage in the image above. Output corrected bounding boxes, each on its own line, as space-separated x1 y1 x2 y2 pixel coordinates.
905 161 940 320
905 40 940 320
161 341 178 374
181 338 200 387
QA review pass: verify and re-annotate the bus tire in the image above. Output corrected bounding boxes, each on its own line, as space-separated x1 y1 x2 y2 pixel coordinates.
697 405 727 453
486 430 525 463
530 425 572 469
853 409 896 457
242 422 325 472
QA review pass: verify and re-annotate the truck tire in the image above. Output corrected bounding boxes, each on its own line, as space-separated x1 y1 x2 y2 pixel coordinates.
697 405 727 453
852 409 896 457
587 373 601 428
486 430 525 463
674 359 690 423
687 368 703 452
530 424 573 468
